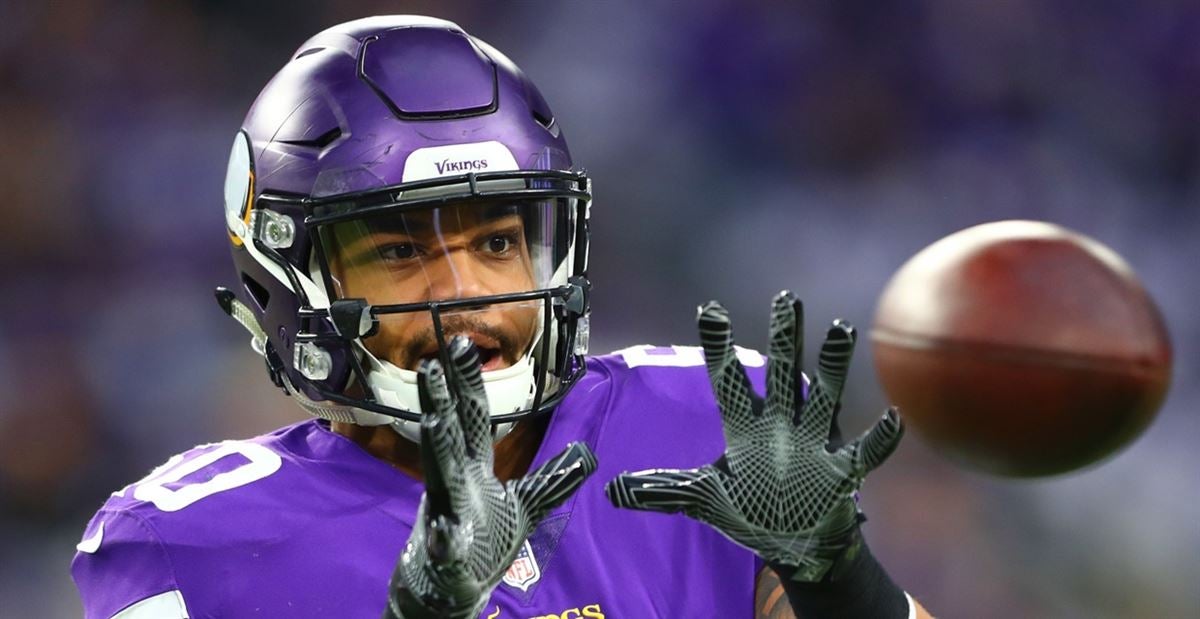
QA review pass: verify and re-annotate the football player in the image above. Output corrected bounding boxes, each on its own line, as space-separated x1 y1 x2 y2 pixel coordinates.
72 16 932 619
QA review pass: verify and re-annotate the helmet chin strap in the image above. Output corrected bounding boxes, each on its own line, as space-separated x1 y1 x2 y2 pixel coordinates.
361 346 536 443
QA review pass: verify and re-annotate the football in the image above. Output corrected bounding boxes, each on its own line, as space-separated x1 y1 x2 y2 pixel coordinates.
871 220 1172 477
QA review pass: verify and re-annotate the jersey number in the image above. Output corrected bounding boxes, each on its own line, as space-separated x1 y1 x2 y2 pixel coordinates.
124 442 283 512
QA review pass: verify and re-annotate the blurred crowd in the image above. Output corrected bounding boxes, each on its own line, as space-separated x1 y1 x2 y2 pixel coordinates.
1 1 1197 616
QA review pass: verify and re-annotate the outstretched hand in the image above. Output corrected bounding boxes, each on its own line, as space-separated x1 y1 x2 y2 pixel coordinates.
387 336 597 619
605 291 903 581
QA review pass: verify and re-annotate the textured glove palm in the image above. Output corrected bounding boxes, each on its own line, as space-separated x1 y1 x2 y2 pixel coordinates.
605 291 903 581
386 337 597 619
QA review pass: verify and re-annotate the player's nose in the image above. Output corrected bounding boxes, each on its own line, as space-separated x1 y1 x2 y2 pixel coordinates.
424 250 488 301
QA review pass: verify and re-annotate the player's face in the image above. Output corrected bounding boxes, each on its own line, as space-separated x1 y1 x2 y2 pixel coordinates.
326 202 540 372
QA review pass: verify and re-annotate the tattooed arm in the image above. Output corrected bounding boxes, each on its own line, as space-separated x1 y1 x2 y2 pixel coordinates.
756 567 796 619
755 567 936 619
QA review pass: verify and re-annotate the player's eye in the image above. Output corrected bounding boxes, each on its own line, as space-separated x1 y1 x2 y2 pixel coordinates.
488 235 513 254
379 242 422 262
480 232 519 257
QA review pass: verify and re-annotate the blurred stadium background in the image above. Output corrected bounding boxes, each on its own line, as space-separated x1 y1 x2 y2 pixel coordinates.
2 1 1197 616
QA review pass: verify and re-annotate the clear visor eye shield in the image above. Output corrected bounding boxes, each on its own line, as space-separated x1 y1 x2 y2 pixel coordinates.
219 170 592 428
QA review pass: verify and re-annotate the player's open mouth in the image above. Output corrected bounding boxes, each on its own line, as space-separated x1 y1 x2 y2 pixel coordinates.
475 345 503 371
417 336 507 372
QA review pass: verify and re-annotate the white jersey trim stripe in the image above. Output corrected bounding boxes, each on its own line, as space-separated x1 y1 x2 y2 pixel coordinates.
110 590 189 619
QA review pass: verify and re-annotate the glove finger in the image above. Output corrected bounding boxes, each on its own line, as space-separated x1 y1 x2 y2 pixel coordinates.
511 441 598 521
605 466 724 517
827 403 845 449
850 407 904 473
800 320 856 443
697 301 760 433
417 359 468 518
446 335 492 461
423 510 463 567
765 291 804 421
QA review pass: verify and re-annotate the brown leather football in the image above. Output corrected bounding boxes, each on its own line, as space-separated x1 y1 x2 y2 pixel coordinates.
871 220 1171 477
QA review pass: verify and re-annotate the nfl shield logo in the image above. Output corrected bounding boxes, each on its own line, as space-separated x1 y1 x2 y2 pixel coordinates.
502 539 541 592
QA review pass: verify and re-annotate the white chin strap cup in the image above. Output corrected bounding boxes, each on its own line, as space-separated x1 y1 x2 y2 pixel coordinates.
367 354 536 443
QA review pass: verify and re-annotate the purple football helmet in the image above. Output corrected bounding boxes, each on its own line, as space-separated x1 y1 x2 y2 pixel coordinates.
218 15 592 440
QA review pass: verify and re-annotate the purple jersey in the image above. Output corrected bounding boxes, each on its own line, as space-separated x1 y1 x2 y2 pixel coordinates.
72 347 768 618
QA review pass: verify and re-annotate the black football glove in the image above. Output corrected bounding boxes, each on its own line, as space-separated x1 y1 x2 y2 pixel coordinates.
385 336 597 619
605 291 903 582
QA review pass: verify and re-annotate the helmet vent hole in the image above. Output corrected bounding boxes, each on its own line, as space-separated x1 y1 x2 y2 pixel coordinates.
295 47 324 59
532 110 554 130
311 126 342 148
242 274 271 312
278 126 342 149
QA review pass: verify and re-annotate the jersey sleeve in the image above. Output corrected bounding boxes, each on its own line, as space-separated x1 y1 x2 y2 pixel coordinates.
71 508 190 619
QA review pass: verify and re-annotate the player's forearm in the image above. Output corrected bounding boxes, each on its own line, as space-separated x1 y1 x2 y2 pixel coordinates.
758 568 933 619
767 538 916 619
